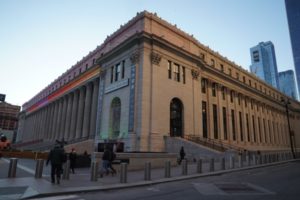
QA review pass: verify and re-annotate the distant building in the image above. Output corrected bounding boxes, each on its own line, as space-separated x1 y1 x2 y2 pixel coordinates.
279 70 298 100
285 0 300 100
250 41 279 89
0 101 21 142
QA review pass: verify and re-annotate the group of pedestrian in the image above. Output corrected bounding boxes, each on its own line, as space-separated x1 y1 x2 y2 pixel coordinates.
46 141 77 184
99 145 117 177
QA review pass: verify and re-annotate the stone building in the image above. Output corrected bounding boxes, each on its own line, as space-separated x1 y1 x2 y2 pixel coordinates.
17 11 300 153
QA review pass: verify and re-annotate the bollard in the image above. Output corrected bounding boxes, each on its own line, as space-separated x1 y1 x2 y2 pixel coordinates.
258 155 262 165
221 158 226 170
63 160 70 180
209 158 214 172
120 162 128 183
90 161 98 182
238 155 243 168
196 159 202 173
8 158 18 178
229 156 235 169
144 162 151 181
252 155 257 165
182 159 188 175
34 159 44 178
164 161 171 178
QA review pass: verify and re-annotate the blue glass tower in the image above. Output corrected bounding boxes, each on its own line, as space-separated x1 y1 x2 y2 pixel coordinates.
250 41 279 89
279 70 298 100
285 0 300 100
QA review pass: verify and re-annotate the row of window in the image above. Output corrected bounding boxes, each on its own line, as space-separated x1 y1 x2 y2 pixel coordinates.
207 56 280 101
201 78 285 116
110 60 126 83
202 101 288 145
168 61 186 84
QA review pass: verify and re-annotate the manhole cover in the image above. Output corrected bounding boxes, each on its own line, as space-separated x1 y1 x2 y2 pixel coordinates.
0 186 28 195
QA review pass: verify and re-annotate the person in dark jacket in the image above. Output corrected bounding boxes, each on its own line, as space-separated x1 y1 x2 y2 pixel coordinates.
178 146 186 164
99 146 111 177
69 148 77 174
46 144 66 184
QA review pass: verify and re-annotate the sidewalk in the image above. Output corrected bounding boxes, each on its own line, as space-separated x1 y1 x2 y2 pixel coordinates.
0 157 298 199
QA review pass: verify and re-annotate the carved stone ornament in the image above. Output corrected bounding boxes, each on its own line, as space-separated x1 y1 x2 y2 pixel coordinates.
130 51 140 64
151 52 162 65
99 68 106 78
191 69 200 80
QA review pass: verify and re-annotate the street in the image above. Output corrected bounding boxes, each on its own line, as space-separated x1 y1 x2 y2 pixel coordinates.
32 160 300 200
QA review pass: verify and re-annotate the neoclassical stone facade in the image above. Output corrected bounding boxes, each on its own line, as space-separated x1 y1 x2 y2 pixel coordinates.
17 11 300 153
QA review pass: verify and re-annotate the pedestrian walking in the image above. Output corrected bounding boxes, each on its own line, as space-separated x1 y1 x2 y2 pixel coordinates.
108 149 117 175
99 146 111 177
178 146 186 164
69 148 77 174
46 143 66 184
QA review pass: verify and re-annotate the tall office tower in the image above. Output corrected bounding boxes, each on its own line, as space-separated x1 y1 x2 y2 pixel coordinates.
285 0 300 100
279 70 298 100
250 41 279 89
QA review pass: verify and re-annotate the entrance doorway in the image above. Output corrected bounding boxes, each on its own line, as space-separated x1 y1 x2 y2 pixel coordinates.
170 98 183 137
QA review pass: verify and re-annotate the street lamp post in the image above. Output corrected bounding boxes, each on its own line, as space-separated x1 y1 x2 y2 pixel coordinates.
281 98 295 159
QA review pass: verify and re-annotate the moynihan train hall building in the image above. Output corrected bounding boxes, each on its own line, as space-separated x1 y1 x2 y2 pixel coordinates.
17 11 300 155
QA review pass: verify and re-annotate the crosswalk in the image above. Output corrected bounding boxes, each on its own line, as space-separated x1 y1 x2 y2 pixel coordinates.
30 195 85 200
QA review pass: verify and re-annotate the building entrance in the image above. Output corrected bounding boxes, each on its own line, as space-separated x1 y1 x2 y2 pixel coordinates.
170 98 183 137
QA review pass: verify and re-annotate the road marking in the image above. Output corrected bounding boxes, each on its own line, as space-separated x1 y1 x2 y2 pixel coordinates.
2 158 35 175
147 187 160 192
30 194 82 200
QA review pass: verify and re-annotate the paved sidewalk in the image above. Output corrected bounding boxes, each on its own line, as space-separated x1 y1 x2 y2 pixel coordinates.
0 157 298 199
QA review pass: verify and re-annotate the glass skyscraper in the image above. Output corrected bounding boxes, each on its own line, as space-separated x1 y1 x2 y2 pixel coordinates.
250 41 279 89
279 70 298 100
285 0 300 100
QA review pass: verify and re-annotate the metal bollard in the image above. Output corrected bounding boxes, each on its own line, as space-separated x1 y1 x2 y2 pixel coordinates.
182 159 188 175
35 159 44 178
209 158 214 172
120 162 128 183
63 160 70 180
197 159 202 173
164 161 171 178
144 162 151 181
8 158 18 178
252 155 257 165
238 155 243 168
258 155 262 165
90 161 98 182
229 156 235 169
221 158 225 170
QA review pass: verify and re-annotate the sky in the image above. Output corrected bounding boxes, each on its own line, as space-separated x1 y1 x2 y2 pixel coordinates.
0 0 294 107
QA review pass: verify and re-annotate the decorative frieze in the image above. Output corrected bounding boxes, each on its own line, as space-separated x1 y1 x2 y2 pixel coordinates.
191 69 200 80
151 52 162 65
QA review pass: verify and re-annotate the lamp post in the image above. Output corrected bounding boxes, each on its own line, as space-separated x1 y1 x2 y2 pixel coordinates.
281 98 295 159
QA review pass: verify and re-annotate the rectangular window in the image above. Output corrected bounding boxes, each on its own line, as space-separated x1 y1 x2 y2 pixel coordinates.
223 107 227 140
201 78 207 93
202 101 207 138
220 64 224 72
246 114 250 142
168 61 172 79
221 87 226 100
182 66 186 84
121 60 125 79
115 63 120 81
239 112 243 141
243 76 246 83
211 59 215 67
110 66 114 83
238 94 241 105
245 98 247 107
252 115 256 142
230 91 234 103
228 68 232 76
174 63 180 82
249 80 252 87
253 50 260 62
231 109 236 140
236 72 239 80
213 104 218 139
212 83 217 97
86 63 88 70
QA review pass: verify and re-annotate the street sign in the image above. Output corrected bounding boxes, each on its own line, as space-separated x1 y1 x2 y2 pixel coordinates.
0 94 5 102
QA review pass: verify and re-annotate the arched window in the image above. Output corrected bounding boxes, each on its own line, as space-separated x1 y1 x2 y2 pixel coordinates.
109 97 121 139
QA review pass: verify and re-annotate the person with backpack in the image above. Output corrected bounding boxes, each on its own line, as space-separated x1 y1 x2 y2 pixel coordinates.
108 149 117 175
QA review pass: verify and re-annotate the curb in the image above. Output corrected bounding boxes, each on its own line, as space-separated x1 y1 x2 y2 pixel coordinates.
23 158 300 199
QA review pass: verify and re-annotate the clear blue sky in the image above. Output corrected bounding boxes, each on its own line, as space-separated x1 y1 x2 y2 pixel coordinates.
0 0 294 107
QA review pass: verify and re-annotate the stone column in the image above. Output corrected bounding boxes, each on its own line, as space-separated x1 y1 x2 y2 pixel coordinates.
90 79 99 138
49 102 56 140
82 83 93 138
60 96 68 139
76 87 85 139
55 99 63 140
70 90 79 140
64 93 73 140
53 100 61 140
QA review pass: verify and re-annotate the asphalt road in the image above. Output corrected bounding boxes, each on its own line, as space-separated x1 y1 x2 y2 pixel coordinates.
31 160 300 200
